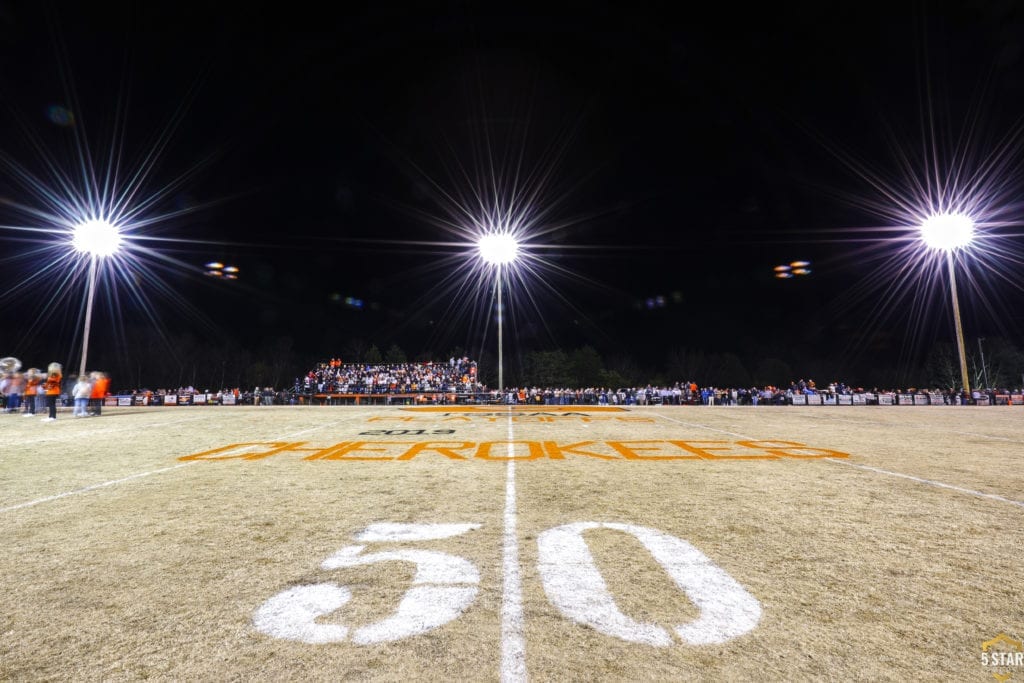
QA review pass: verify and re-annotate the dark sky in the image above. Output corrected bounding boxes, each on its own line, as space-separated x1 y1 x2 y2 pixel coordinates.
1 2 1023 382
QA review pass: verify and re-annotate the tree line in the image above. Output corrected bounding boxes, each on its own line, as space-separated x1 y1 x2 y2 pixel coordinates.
72 325 1024 392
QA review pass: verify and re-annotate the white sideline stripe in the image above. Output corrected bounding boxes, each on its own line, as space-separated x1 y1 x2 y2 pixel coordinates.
0 463 193 513
651 413 755 439
950 430 1024 444
501 408 527 683
800 413 1024 444
11 415 211 447
826 459 1024 509
3 415 352 514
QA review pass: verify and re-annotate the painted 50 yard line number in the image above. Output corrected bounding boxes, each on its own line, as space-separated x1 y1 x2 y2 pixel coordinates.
254 522 761 646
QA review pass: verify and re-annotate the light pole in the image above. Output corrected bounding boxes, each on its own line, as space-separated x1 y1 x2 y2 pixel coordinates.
477 232 519 394
977 337 988 390
919 213 973 398
72 219 121 377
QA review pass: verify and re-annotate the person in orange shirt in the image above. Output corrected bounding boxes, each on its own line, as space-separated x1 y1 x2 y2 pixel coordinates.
22 368 42 416
41 362 62 422
89 371 110 416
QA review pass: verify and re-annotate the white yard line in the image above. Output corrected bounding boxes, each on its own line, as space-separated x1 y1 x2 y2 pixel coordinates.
651 412 756 439
0 463 193 513
501 408 527 683
825 459 1024 509
8 415 212 448
653 411 1024 509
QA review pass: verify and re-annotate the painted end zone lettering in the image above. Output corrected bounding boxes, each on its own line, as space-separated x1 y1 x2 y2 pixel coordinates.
179 442 320 460
179 441 851 462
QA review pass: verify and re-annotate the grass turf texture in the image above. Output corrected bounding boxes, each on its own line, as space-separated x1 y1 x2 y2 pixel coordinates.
1 405 1022 680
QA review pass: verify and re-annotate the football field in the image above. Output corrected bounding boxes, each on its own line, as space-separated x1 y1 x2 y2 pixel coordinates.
2 404 1022 681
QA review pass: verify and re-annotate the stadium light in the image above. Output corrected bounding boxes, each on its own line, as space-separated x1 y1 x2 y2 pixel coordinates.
73 219 122 377
919 212 974 397
478 231 519 394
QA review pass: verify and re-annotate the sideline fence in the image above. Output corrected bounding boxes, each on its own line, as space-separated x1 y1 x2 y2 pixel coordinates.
100 391 1024 408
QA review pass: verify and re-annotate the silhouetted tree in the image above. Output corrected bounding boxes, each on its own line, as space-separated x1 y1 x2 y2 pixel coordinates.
385 344 407 363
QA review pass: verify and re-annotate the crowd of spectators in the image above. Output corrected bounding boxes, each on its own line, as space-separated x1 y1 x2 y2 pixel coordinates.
304 357 481 395
12 357 1018 409
293 364 1022 406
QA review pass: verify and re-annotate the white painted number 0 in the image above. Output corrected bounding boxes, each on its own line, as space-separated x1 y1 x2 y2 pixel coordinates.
255 521 760 646
537 522 761 646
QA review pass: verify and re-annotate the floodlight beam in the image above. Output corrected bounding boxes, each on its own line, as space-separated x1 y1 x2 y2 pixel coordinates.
920 213 974 251
478 233 519 265
73 219 122 257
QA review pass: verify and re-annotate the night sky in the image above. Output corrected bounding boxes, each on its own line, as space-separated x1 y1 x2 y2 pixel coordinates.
1 3 1023 386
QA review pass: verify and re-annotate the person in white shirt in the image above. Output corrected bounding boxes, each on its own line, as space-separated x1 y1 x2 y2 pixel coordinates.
72 375 93 417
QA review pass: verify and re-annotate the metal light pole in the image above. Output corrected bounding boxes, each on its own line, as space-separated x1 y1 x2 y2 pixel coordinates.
977 337 988 390
920 213 973 398
496 272 504 394
478 231 519 396
73 219 121 377
944 251 970 396
80 256 99 377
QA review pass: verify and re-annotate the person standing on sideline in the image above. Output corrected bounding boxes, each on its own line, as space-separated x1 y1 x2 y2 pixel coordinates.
41 362 62 422
72 374 93 417
23 368 41 416
89 372 110 415
5 370 24 413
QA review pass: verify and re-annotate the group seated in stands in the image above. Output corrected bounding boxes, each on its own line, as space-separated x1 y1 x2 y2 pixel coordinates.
291 359 1021 407
305 357 482 395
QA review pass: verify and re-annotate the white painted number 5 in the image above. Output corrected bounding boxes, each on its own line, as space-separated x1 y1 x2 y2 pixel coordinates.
254 522 481 644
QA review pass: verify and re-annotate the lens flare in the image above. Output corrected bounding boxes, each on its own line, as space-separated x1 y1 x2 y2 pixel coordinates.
919 213 974 251
72 219 121 257
477 232 519 265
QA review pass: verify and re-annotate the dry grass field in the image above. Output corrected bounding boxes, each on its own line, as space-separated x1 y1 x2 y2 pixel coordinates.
2 404 1023 681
